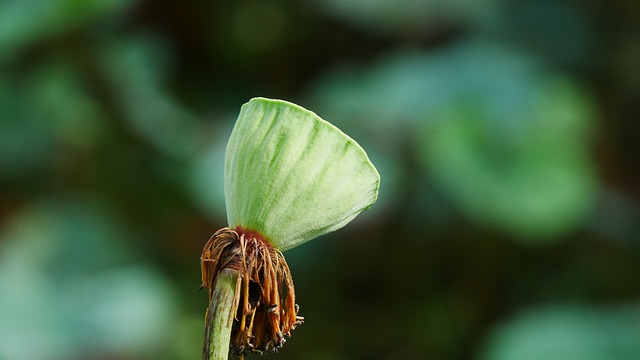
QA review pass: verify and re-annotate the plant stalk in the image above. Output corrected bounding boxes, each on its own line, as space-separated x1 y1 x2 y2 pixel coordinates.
203 268 239 360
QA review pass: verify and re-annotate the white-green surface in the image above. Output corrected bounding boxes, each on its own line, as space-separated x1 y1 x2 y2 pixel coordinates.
225 97 379 251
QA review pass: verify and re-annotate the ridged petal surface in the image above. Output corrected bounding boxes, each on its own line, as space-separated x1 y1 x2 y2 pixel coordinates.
225 98 379 251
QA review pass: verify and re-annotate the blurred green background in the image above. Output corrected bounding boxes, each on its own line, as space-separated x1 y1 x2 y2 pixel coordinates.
1 0 639 359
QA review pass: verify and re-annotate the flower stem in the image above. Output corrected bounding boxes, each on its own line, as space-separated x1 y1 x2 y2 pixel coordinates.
203 268 239 360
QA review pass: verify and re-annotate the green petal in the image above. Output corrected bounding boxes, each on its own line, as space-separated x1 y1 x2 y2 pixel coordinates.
224 97 380 251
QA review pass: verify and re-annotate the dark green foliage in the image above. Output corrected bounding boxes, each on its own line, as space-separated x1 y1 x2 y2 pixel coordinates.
0 0 639 359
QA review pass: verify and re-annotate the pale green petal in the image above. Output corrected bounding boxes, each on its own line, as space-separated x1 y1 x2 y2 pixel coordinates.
224 97 379 251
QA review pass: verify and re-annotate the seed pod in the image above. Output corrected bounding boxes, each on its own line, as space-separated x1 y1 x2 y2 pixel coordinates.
224 97 380 251
202 98 379 358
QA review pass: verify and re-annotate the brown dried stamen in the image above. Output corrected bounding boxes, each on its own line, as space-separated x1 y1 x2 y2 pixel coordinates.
201 227 304 357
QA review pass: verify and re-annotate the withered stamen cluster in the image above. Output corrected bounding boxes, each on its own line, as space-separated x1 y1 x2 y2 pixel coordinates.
201 227 304 358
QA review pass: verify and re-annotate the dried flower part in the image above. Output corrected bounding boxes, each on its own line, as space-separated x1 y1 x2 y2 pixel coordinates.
201 227 303 357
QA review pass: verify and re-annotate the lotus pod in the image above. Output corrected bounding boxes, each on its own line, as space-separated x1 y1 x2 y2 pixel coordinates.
224 97 379 251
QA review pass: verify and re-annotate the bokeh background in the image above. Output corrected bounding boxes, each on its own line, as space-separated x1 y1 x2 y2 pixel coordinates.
1 0 639 359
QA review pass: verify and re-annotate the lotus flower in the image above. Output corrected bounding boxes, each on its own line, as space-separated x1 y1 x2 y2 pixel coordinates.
200 98 379 358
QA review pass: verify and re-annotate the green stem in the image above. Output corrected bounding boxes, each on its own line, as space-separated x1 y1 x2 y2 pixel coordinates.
203 268 239 360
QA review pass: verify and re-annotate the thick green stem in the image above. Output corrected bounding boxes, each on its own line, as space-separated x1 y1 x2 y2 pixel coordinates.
203 268 239 360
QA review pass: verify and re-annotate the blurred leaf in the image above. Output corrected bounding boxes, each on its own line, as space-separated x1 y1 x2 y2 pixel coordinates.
0 0 137 62
0 79 54 178
0 60 105 180
0 202 176 360
99 36 204 159
480 305 640 360
311 40 597 241
420 78 596 241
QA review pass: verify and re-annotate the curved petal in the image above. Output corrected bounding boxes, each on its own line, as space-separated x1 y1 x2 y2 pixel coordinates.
224 97 379 251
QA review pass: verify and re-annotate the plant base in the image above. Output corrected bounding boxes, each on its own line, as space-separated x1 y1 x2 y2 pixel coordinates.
201 227 303 358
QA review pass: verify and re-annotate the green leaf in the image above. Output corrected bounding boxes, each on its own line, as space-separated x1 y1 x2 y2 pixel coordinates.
311 41 597 242
224 97 380 251
480 305 640 360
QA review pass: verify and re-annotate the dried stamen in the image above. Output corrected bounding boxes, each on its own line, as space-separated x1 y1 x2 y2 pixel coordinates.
201 227 303 357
